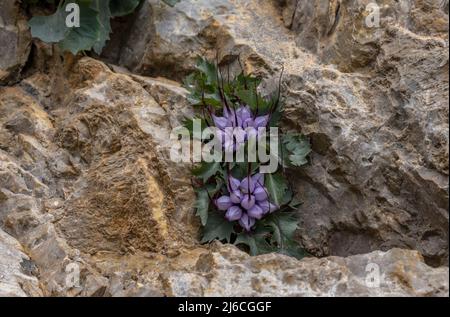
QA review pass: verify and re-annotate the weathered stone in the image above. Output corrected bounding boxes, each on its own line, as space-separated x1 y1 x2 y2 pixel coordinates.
277 0 449 266
130 244 450 297
0 0 448 295
285 0 449 72
0 0 31 84
113 0 302 79
0 229 42 297
108 0 449 266
48 58 197 255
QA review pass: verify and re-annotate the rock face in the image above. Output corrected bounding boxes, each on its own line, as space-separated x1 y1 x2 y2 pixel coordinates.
282 0 449 266
0 0 448 297
0 0 31 84
0 229 42 296
161 244 449 297
0 57 199 295
110 0 449 265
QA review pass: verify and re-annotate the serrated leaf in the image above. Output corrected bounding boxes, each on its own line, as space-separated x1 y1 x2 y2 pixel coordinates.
91 0 112 54
269 96 283 127
192 162 222 182
28 3 69 43
58 3 101 54
203 92 222 108
162 0 181 6
265 172 289 207
261 212 307 260
282 133 311 167
229 162 260 180
235 88 269 114
288 197 302 209
263 212 298 244
201 211 235 243
195 57 218 87
109 0 140 17
234 227 273 256
183 117 207 137
194 188 210 226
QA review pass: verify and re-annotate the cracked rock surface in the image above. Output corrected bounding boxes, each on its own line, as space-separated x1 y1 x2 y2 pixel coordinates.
0 0 448 296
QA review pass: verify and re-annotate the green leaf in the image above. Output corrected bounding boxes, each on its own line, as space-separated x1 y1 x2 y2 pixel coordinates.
28 0 141 55
269 95 283 127
234 227 273 256
265 172 289 207
261 212 307 260
201 211 235 243
202 92 222 108
236 87 269 113
58 2 101 54
28 3 69 43
162 0 181 6
229 162 260 180
109 0 140 17
192 162 222 183
195 57 218 87
194 188 210 226
91 0 112 54
183 117 207 137
288 197 302 209
278 240 309 259
282 133 311 167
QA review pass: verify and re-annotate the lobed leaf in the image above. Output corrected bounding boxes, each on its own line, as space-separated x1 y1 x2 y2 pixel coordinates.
265 172 290 207
28 2 69 43
58 2 100 54
281 133 312 167
201 211 235 243
234 228 273 256
192 162 222 183
194 188 210 226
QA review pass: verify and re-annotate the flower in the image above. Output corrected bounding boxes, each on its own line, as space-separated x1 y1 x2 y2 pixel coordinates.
212 106 269 152
215 173 278 231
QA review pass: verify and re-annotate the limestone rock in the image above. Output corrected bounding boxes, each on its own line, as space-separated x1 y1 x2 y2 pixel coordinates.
0 229 42 297
285 0 449 72
108 0 449 266
278 0 449 266
52 58 197 255
0 0 448 294
0 0 31 84
112 0 302 79
133 244 450 297
0 57 200 295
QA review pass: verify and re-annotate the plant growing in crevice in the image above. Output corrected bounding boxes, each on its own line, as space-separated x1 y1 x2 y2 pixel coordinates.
184 57 312 258
25 0 181 55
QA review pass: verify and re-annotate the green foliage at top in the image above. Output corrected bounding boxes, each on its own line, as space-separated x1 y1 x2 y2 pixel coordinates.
26 0 181 55
183 57 273 114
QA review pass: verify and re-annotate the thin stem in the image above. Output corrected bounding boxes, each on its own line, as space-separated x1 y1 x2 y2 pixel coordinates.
237 54 248 89
247 162 252 194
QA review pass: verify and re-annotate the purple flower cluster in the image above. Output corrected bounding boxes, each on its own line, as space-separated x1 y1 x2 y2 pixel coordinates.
212 106 269 152
215 174 278 231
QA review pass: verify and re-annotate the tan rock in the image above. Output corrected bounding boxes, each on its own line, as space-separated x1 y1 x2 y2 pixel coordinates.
0 0 448 294
0 229 42 297
167 244 449 297
108 0 449 266
0 0 31 84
